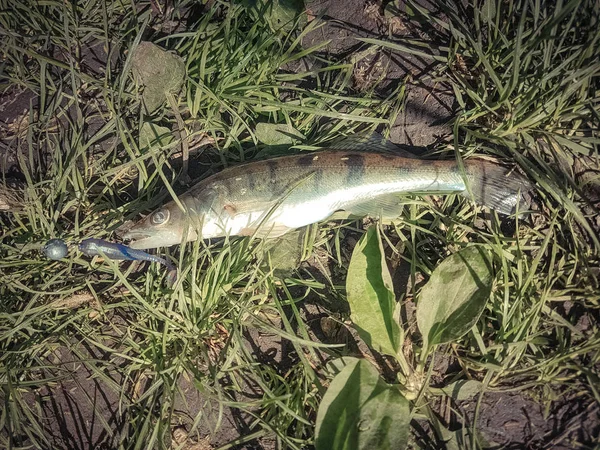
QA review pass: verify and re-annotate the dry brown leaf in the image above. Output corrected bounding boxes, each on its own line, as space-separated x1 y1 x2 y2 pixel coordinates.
49 292 99 310
171 427 213 450
0 180 25 211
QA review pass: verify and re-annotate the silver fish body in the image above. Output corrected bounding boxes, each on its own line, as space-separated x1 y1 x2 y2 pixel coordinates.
124 151 532 249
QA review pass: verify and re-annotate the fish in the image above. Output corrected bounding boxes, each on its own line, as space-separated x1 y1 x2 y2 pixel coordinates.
123 150 533 250
79 238 177 283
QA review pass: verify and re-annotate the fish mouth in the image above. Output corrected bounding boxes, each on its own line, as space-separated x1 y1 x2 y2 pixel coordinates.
122 228 151 241
122 229 157 250
122 227 188 250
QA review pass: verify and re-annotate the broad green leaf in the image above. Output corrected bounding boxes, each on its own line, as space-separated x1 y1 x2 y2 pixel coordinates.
261 227 306 276
243 0 306 32
253 145 296 160
324 356 361 377
266 0 306 32
430 379 483 400
131 42 185 113
255 122 304 146
417 246 493 349
139 122 173 150
315 358 410 450
346 226 402 357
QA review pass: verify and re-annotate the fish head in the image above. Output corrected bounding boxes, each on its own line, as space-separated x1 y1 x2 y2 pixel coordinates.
123 200 199 249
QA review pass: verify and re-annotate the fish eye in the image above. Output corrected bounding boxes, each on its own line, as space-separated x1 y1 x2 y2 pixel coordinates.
151 209 169 225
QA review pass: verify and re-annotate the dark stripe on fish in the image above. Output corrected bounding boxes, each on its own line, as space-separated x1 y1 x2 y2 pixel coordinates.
344 153 365 184
267 160 278 184
247 171 256 190
297 154 315 168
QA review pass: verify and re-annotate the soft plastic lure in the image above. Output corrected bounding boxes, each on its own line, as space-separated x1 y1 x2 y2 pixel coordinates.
44 238 177 285
78 238 177 284
78 238 174 269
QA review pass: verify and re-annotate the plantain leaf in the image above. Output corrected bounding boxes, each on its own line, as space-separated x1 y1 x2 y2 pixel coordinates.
241 0 306 32
266 0 306 32
346 226 402 357
255 122 304 146
430 379 483 401
261 227 306 276
131 41 185 114
417 246 493 349
139 122 173 150
315 358 410 450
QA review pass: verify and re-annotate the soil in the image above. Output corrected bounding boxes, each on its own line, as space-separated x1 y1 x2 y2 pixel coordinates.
303 0 454 147
2 0 599 449
462 392 599 449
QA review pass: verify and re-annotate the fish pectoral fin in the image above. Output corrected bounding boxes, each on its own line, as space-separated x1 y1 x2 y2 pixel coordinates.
240 223 293 239
345 194 404 220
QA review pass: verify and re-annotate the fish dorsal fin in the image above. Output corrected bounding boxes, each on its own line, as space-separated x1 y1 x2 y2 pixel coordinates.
324 132 418 158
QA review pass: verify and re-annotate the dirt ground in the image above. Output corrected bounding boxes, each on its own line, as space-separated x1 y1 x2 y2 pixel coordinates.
2 0 599 449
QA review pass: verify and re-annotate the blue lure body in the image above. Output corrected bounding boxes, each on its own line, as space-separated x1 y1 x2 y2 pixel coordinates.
79 238 177 284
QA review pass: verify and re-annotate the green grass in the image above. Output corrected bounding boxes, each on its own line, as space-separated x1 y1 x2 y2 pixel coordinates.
1 0 599 449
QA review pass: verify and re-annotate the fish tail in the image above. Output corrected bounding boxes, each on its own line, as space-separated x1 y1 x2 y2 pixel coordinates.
463 161 534 215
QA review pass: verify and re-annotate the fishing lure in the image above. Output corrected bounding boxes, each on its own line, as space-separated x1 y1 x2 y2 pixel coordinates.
43 239 69 260
78 239 175 270
79 238 178 285
43 238 177 285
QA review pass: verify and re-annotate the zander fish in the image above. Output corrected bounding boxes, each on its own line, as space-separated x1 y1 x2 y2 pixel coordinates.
123 150 533 249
